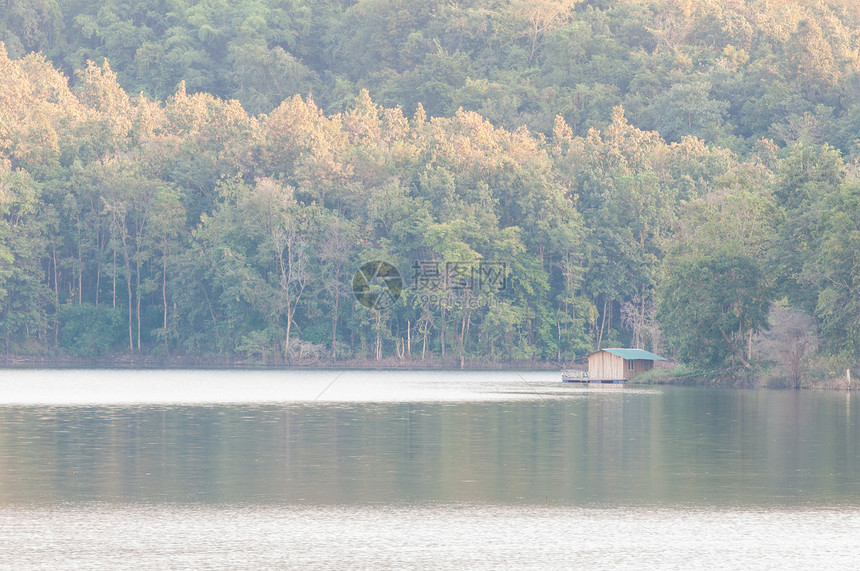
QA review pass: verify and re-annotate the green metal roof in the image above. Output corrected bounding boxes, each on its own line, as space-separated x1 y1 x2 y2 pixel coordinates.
597 348 667 361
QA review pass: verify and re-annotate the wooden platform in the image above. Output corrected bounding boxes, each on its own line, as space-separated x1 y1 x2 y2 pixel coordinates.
561 369 628 383
562 378 627 384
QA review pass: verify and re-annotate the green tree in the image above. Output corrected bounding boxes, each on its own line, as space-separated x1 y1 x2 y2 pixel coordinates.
0 0 62 58
658 251 769 369
806 181 860 362
0 165 50 352
647 81 729 142
58 303 123 356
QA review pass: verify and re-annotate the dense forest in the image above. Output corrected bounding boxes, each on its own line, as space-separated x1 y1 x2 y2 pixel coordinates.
1 0 859 384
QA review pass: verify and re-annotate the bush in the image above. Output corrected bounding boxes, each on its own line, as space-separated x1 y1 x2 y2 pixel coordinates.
58 303 125 357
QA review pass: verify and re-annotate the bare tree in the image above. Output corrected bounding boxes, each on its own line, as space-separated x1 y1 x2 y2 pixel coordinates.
621 298 642 349
506 0 580 60
272 218 310 363
622 293 660 351
758 304 818 389
246 178 312 363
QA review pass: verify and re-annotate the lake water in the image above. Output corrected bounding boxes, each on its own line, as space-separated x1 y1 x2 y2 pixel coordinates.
1 369 859 569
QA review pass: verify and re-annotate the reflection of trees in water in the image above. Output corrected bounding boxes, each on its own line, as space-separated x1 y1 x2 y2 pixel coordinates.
1 387 859 506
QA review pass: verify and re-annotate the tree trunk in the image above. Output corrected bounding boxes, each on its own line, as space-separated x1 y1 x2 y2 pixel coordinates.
375 311 382 361
135 256 141 350
112 249 117 308
330 292 339 361
721 329 752 369
162 239 169 355
597 298 608 350
95 209 103 306
284 298 292 364
747 328 753 363
95 264 101 306
52 245 59 346
78 251 83 305
459 313 467 369
125 269 133 352
440 305 446 358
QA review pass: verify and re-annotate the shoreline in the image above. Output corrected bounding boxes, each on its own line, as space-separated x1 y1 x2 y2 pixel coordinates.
0 354 562 371
1 356 853 390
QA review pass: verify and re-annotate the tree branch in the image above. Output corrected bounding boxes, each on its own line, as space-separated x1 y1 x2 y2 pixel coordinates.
721 328 752 369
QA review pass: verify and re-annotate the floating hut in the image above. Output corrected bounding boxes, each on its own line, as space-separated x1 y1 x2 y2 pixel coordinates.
563 348 666 383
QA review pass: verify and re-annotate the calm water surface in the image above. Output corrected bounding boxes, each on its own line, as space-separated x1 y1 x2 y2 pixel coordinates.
1 369 859 569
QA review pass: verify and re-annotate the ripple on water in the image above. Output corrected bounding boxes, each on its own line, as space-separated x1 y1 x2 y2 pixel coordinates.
1 503 859 570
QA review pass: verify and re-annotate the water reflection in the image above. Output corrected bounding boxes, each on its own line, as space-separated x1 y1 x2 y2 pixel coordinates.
0 372 858 507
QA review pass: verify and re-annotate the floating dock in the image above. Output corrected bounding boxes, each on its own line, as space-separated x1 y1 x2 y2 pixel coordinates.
561 369 627 384
563 379 628 384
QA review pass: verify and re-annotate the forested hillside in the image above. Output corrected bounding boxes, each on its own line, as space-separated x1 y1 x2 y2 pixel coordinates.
1 0 859 383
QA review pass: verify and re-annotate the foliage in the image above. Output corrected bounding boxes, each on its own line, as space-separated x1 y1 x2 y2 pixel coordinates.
1 1 860 379
658 251 769 369
58 303 124 356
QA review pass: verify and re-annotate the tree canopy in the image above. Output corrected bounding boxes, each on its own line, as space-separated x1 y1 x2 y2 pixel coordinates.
1 1 860 383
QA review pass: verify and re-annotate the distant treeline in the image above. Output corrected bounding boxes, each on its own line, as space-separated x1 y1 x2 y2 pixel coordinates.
4 0 860 151
0 0 859 384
